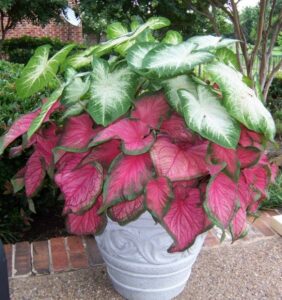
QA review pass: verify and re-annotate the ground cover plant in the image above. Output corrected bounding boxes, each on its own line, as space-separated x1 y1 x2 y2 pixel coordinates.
0 17 278 252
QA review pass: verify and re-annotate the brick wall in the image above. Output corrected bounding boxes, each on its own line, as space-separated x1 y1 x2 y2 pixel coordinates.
6 19 83 43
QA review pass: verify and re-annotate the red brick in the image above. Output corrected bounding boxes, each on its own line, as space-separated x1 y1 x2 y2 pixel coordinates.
14 242 31 276
32 240 50 274
85 237 104 266
3 244 13 277
50 237 69 272
67 236 88 269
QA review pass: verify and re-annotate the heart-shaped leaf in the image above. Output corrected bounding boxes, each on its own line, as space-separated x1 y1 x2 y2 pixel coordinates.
131 92 170 128
102 153 153 210
207 62 276 140
57 114 98 152
150 137 208 181
208 143 240 180
204 172 239 230
142 41 214 78
108 195 145 225
145 176 173 219
88 58 138 126
162 75 197 112
179 85 240 149
55 162 103 214
25 151 45 197
66 196 107 235
16 44 74 98
89 118 155 155
162 188 210 252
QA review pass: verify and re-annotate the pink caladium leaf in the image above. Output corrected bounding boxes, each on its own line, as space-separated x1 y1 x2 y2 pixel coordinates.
35 123 59 167
56 151 89 173
107 195 145 225
230 207 248 241
131 93 170 128
101 153 153 211
204 172 239 230
145 177 174 219
160 113 195 143
162 188 210 253
81 140 121 169
242 164 270 198
239 126 264 149
0 110 40 155
66 196 107 235
237 146 261 169
89 118 155 155
208 143 240 180
258 154 279 183
55 162 103 214
25 151 46 197
150 137 208 181
57 114 99 152
0 99 61 155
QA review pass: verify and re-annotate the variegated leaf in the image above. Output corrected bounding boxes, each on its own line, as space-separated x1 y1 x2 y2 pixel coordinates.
178 85 240 149
207 62 275 140
107 22 128 39
63 74 90 105
162 75 197 112
142 41 214 78
88 58 137 126
126 42 157 70
16 44 74 98
162 30 183 45
27 86 64 138
189 35 237 51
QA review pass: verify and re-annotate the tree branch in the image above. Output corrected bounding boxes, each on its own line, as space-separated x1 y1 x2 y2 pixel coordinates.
229 0 250 76
188 3 221 36
249 0 267 74
263 59 282 99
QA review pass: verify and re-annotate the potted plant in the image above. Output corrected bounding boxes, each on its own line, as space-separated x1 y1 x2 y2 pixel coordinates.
0 17 278 300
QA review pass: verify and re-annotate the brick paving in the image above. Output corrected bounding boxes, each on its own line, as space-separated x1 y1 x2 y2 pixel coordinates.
3 210 281 279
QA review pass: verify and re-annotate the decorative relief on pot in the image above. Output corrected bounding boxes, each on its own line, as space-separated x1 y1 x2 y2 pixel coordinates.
96 212 206 265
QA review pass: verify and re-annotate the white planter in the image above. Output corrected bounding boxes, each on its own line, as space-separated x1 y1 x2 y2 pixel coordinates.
95 212 206 300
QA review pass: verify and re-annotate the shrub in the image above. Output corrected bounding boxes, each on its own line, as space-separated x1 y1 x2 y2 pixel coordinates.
261 173 282 209
2 36 85 64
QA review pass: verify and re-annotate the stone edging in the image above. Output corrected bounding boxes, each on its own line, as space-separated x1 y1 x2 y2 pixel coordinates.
3 210 281 279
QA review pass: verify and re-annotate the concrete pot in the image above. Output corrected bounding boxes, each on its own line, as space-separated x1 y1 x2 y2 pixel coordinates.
95 212 206 300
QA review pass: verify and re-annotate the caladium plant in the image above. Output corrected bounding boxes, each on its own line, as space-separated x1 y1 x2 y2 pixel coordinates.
0 17 278 252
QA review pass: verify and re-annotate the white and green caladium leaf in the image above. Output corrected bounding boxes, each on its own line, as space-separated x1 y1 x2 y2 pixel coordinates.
215 47 240 70
178 85 240 149
63 77 90 105
142 41 214 78
107 22 128 39
28 85 64 138
162 30 183 45
61 101 87 121
106 22 135 56
88 58 138 126
162 75 197 112
206 62 276 140
188 35 237 51
146 16 171 29
16 44 74 98
126 42 158 70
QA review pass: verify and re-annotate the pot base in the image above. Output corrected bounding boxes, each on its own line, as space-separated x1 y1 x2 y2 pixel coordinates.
96 212 206 300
